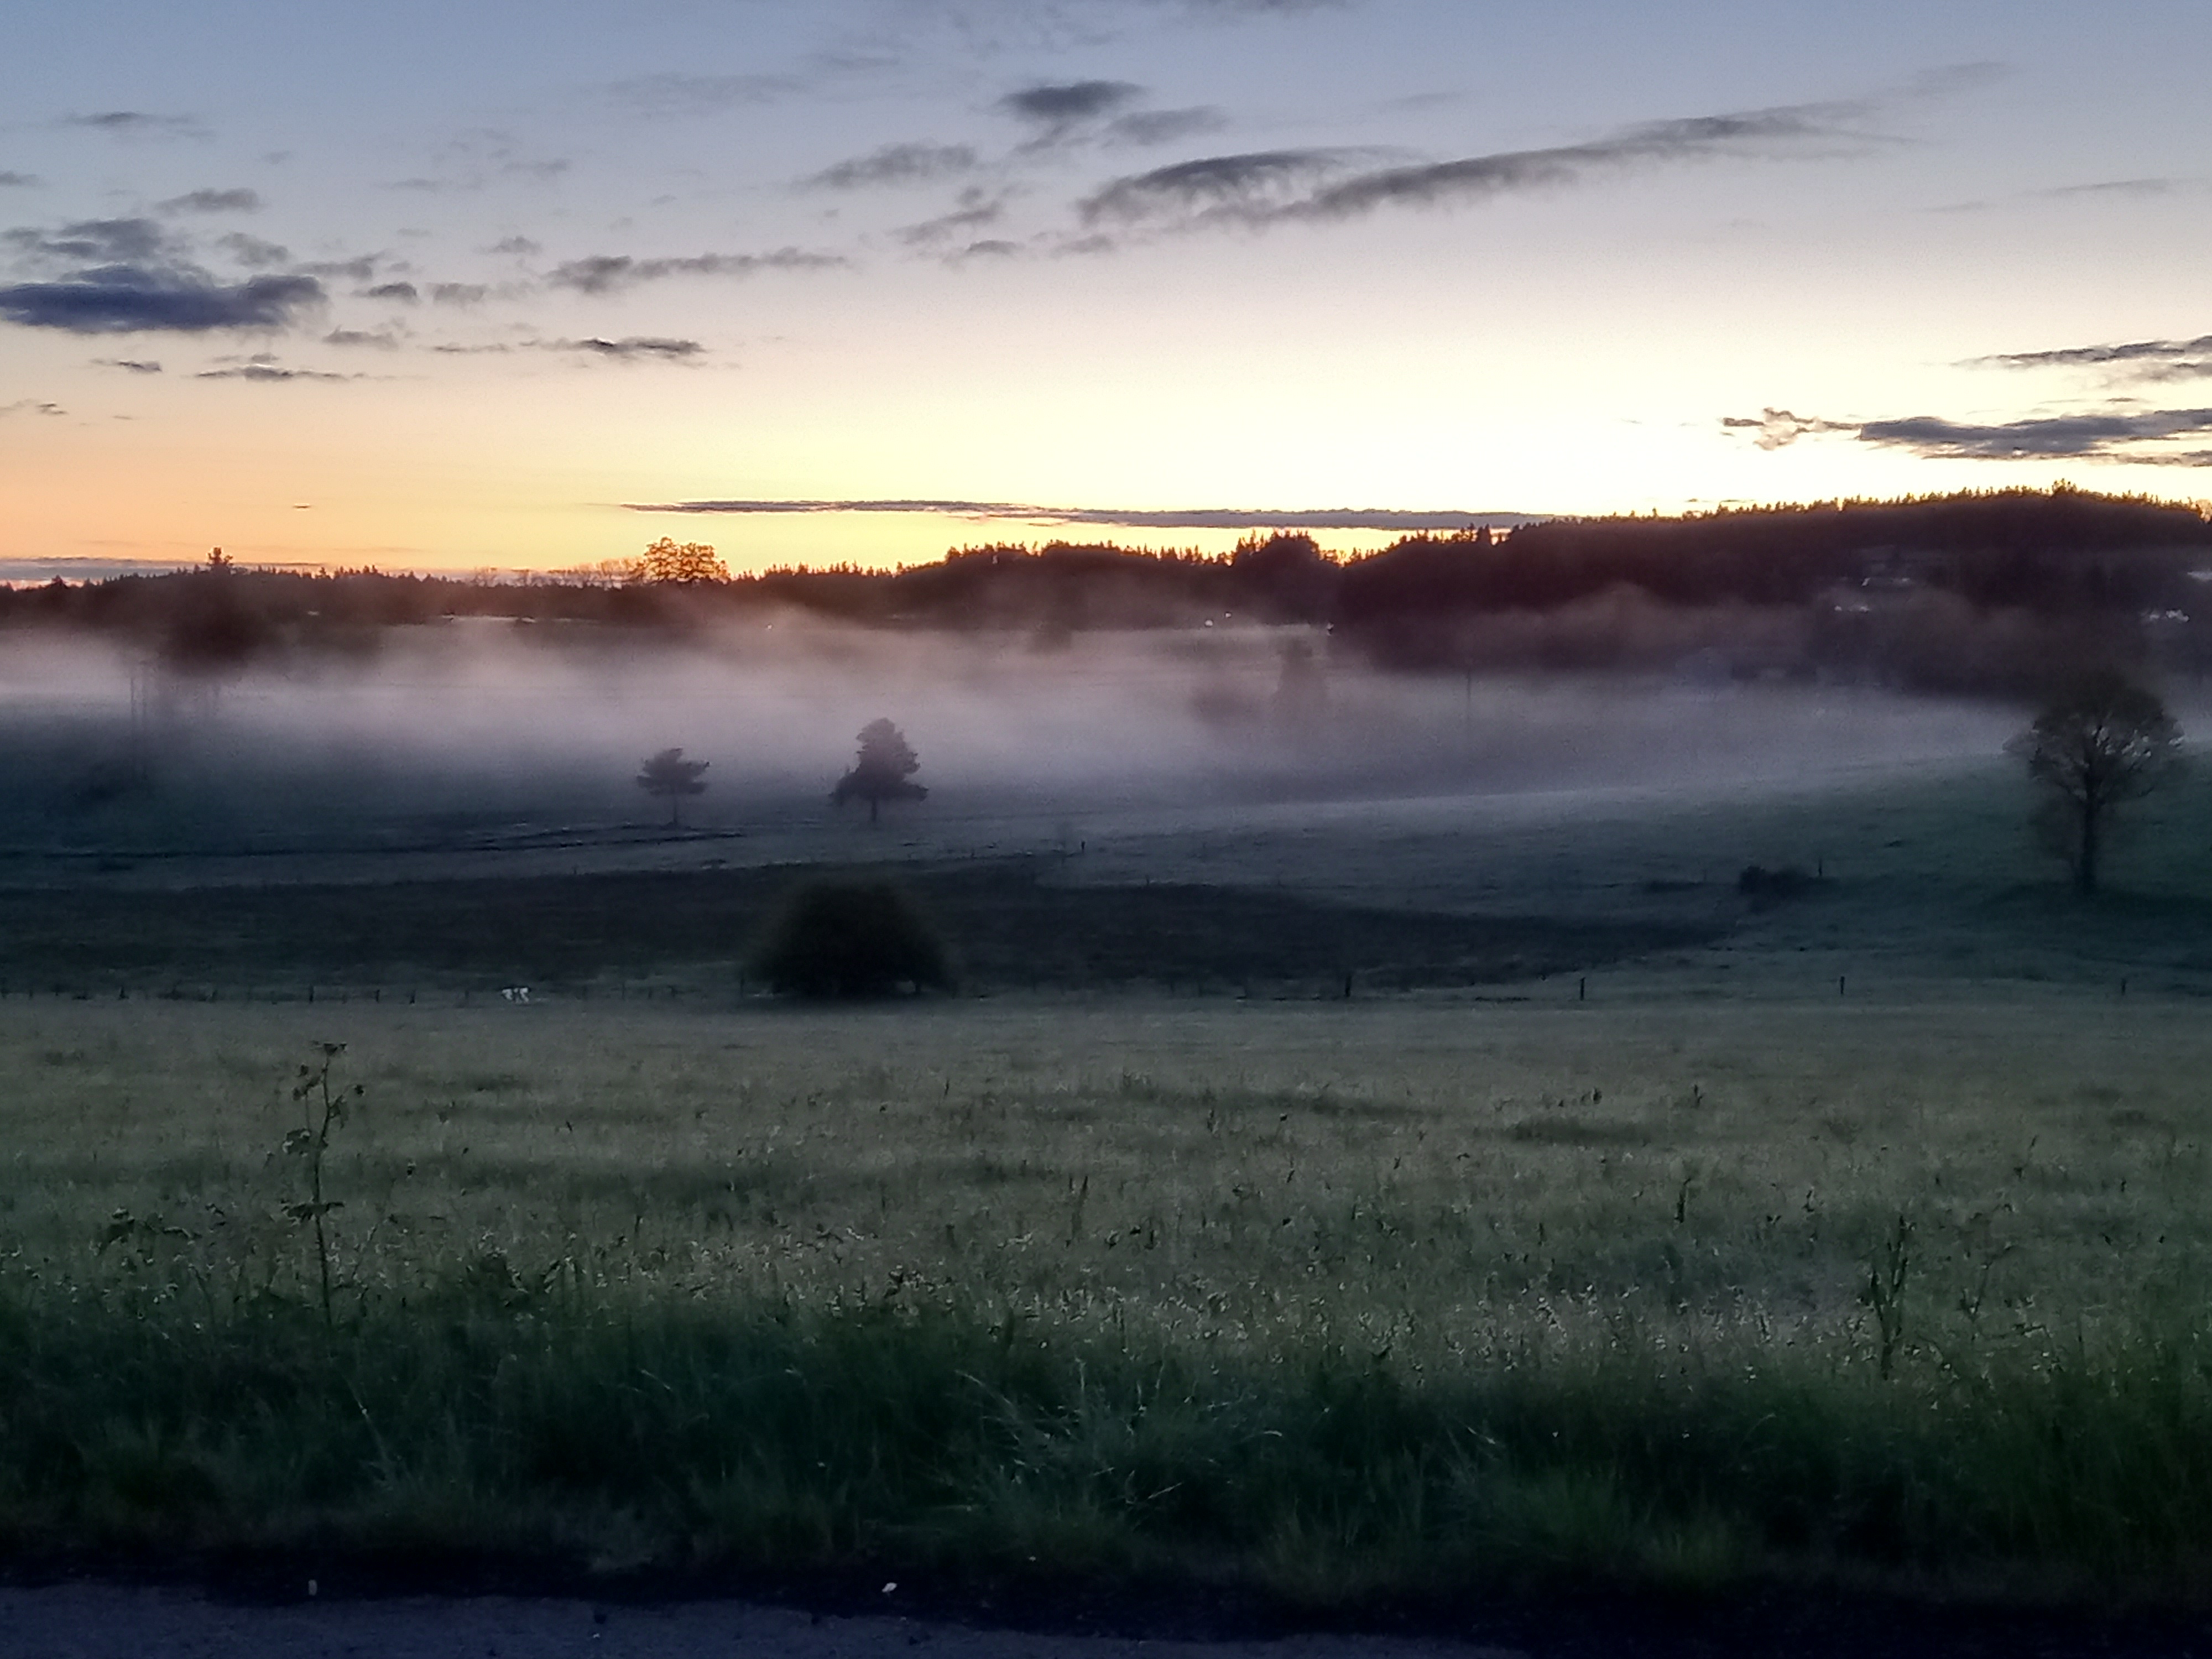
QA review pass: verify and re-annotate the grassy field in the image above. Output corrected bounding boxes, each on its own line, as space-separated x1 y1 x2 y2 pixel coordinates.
3 716 2210 1623
6 987 2212 1608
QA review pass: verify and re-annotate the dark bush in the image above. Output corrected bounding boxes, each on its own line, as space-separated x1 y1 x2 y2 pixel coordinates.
752 879 953 999
1738 864 1818 904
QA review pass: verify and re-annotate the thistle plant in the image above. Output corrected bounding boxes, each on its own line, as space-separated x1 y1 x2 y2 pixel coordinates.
286 1041 361 1327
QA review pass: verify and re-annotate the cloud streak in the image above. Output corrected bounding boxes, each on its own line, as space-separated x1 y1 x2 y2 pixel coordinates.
559 335 705 361
805 142 978 190
625 498 1541 531
194 356 360 383
59 111 206 139
1969 332 2212 382
1082 98 1874 231
158 187 262 215
1726 401 2212 461
547 247 845 293
1856 409 2212 460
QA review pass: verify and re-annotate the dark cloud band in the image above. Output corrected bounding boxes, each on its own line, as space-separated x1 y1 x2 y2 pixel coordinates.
1857 409 2212 460
1726 403 2212 462
625 499 1540 532
0 270 323 334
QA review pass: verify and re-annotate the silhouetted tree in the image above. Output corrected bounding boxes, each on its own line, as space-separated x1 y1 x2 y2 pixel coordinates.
831 718 927 823
2009 671 2182 895
636 747 709 827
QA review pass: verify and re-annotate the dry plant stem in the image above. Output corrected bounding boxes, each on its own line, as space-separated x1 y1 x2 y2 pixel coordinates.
1863 1211 1912 1381
286 1041 360 1328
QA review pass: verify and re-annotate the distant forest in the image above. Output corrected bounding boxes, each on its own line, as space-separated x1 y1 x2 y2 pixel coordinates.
7 487 2209 696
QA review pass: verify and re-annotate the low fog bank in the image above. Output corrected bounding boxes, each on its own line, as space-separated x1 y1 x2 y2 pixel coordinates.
0 617 2077 856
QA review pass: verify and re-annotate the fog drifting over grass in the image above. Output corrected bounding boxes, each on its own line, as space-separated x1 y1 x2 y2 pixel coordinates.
0 617 2033 852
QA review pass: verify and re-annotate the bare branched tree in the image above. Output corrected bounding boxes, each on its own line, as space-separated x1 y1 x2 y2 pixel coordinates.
2008 670 2182 895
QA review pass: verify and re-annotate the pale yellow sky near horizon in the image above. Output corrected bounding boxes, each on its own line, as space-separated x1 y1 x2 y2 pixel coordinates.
4 1 2210 576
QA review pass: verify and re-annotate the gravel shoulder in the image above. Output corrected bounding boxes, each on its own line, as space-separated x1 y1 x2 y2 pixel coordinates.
0 1585 1520 1659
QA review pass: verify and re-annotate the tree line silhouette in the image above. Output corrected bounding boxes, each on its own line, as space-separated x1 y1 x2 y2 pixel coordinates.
7 488 2206 693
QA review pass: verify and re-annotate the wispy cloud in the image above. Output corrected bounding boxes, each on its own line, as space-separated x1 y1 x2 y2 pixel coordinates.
424 335 706 362
194 353 361 383
324 327 402 349
0 172 40 188
5 217 171 264
157 187 262 215
546 248 844 294
602 71 798 118
559 335 705 361
362 280 420 303
625 498 1538 531
93 357 163 373
217 231 292 268
1000 79 1145 144
898 187 1011 249
58 111 207 139
1968 333 2212 382
1083 98 1875 232
1107 107 1225 147
0 399 65 416
1082 148 1363 223
1722 408 1858 450
804 142 979 190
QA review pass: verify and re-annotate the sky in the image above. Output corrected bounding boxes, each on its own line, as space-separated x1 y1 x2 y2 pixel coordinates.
2 0 2210 577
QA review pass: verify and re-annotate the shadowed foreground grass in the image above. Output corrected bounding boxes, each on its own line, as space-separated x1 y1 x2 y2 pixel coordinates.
9 1263 2212 1604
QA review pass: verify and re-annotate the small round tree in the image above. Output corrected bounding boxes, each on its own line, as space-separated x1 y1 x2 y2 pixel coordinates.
751 879 952 998
636 746 709 827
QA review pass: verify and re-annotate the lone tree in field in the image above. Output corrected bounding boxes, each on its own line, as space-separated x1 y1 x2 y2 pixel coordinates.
636 747 709 827
2009 670 2182 895
831 718 927 823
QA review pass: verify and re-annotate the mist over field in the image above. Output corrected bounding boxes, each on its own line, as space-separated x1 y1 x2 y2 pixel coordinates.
0 615 2038 857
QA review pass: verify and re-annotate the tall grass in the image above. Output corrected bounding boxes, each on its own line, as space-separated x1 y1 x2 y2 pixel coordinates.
4 993 2212 1600
9 1267 2212 1599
